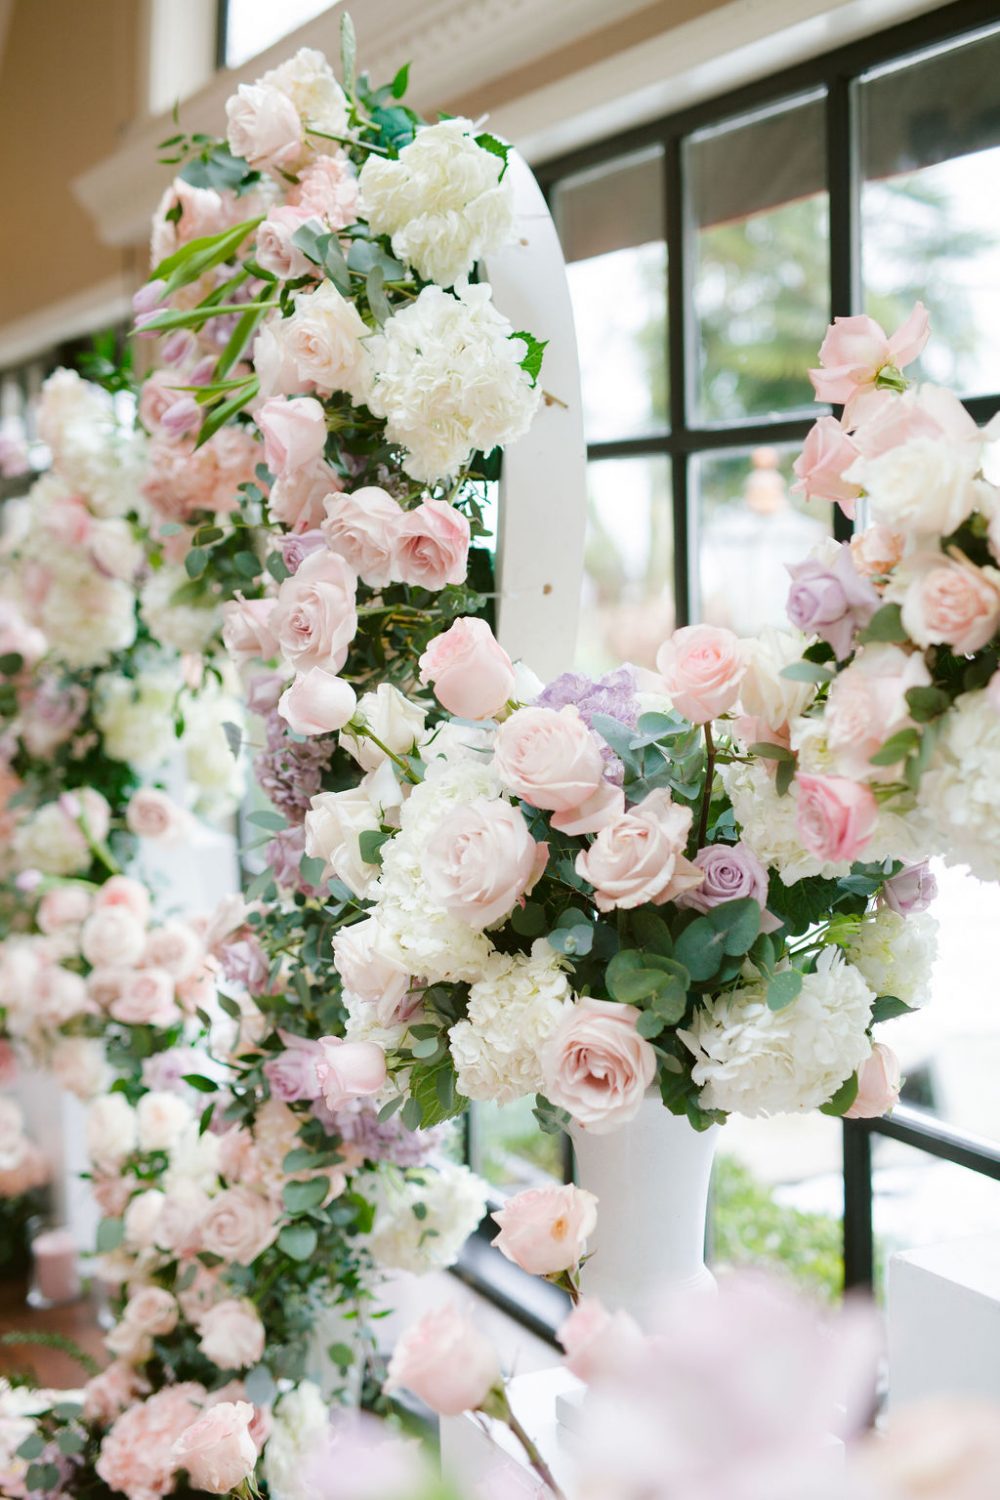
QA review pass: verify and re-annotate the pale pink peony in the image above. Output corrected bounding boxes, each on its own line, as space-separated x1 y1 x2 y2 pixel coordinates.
172 1399 258 1494
82 1360 150 1425
222 595 278 667
270 547 358 673
844 1042 901 1119
792 416 862 517
575 789 701 912
199 1186 278 1266
392 499 470 589
288 154 360 228
196 1298 266 1370
542 998 656 1134
656 625 745 724
809 302 929 419
316 1036 387 1108
419 617 515 721
423 797 546 928
795 773 878 863
257 396 327 474
385 1304 501 1416
322 486 404 588
278 667 357 736
96 1382 207 1500
494 704 605 813
492 1183 598 1276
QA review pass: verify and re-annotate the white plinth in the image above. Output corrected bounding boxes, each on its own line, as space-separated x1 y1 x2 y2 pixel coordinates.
440 1368 581 1498
888 1235 1000 1408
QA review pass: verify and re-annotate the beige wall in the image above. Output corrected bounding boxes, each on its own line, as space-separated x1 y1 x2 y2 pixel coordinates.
0 0 139 329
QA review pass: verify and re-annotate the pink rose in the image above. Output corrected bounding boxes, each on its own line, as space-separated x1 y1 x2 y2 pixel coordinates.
419 618 515 721
226 80 303 170
823 643 930 781
173 1400 258 1494
898 553 1000 655
678 840 773 923
144 921 203 981
795 774 878 863
83 1361 150 1425
97 1383 208 1500
492 1183 598 1276
197 1299 266 1370
222 595 278 667
393 499 470 589
575 789 701 912
111 967 180 1027
316 1036 387 1109
556 1298 645 1385
36 967 92 1027
255 205 315 279
126 789 188 842
331 917 411 1022
200 1186 278 1265
385 1305 501 1416
278 668 357 736
809 303 929 419
542 997 656 1134
270 548 358 673
785 545 880 660
263 1032 324 1102
850 524 905 580
36 884 91 933
423 797 546 928
792 416 862 517
882 861 937 916
494 704 605 812
82 906 147 968
123 1285 179 1338
550 781 627 837
656 625 745 724
270 460 341 533
288 155 360 229
322 486 404 587
257 396 327 474
93 875 151 926
844 1043 901 1119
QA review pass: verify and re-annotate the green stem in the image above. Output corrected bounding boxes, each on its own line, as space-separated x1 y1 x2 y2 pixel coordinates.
305 127 389 156
499 1395 567 1499
351 725 420 784
696 721 716 850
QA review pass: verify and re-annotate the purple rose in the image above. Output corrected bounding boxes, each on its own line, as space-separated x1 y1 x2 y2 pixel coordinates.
276 530 327 575
264 1032 324 1102
786 545 880 660
882 861 937 916
219 934 271 997
677 840 773 920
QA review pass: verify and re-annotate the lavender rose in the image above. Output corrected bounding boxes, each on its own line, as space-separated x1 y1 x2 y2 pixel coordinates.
785 544 880 660
882 860 938 916
677 840 773 923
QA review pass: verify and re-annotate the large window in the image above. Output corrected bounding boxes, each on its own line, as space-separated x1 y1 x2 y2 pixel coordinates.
218 0 336 69
459 0 1000 1326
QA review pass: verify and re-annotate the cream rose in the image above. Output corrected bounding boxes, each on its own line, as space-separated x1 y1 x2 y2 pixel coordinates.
542 998 656 1134
199 1186 278 1266
423 796 545 928
321 486 403 587
270 548 358 673
494 704 605 812
226 82 303 171
575 789 700 912
284 282 370 401
196 1299 266 1371
303 782 383 898
340 683 426 773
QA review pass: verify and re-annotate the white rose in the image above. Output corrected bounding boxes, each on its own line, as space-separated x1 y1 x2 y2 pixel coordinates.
123 1189 165 1250
340 683 427 773
284 281 371 401
331 915 410 1021
136 1092 195 1154
226 82 303 172
849 435 986 536
261 47 348 138
304 780 384 898
87 1094 136 1170
81 907 147 969
738 626 817 734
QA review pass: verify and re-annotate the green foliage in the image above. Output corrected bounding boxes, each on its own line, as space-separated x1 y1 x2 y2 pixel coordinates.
711 1155 843 1302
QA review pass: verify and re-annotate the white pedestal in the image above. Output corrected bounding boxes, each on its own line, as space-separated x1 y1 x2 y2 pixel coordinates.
440 1368 580 1498
888 1235 1000 1408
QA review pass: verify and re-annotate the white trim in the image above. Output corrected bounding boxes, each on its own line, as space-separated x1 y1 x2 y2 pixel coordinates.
0 276 133 370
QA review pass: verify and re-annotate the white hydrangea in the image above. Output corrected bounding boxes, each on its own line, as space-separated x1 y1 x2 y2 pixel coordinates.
449 943 573 1104
679 949 875 1117
13 793 110 877
95 669 177 769
919 689 1000 881
140 566 221 655
362 1160 488 1274
342 987 412 1053
846 908 938 1009
262 1381 330 1500
36 369 145 518
365 281 540 482
359 118 514 287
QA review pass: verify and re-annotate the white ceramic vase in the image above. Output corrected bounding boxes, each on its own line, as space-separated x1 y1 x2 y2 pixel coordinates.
571 1094 719 1322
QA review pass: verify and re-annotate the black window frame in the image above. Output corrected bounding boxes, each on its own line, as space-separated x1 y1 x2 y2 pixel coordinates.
457 0 1000 1333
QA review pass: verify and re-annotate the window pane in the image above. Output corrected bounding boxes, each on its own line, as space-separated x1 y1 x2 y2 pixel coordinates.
575 455 673 674
472 1100 564 1194
693 444 831 634
712 1115 844 1302
860 27 1000 396
687 95 830 424
553 149 668 443
225 0 334 68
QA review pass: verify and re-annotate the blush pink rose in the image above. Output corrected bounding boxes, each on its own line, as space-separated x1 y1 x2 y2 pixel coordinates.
385 1305 501 1416
423 797 546 928
898 553 1000 656
270 548 358 673
257 396 327 474
315 1036 387 1109
126 788 188 842
93 875 151 926
270 460 341 533
322 486 404 588
278 668 357 736
173 1399 258 1494
823 643 930 782
226 80 302 170
850 524 905 581
123 1285 179 1338
542 997 657 1134
97 1383 208 1500
393 499 470 589
196 1299 266 1371
199 1186 278 1265
83 1360 150 1425
795 773 878 863
494 704 605 812
809 302 929 420
575 789 702 912
110 968 180 1027
262 1032 324 1102
844 1042 901 1119
419 618 515 721
492 1183 598 1276
82 906 147 968
255 205 315 279
792 416 862 517
656 625 745 724
550 781 627 837
556 1298 646 1385
36 884 91 933
222 595 278 667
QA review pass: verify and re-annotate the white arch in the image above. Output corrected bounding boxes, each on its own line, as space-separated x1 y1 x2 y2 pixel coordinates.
486 151 587 680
